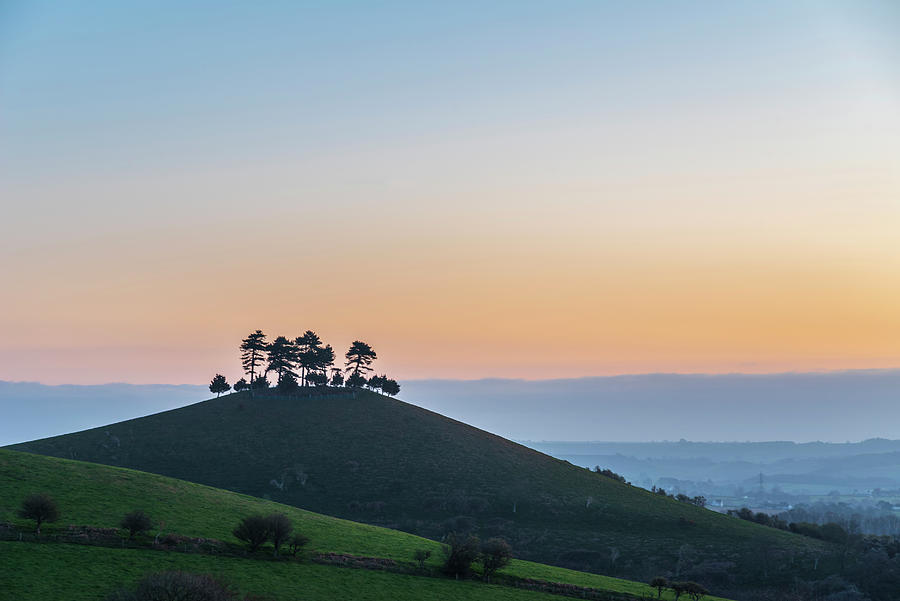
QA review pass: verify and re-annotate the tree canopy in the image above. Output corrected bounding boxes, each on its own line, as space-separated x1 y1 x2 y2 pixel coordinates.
240 330 268 395
345 340 377 375
218 334 398 398
209 374 230 397
18 493 59 534
266 336 299 381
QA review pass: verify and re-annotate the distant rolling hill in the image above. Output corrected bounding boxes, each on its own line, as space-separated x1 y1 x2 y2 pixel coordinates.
3 448 703 601
525 440 900 493
9 389 833 597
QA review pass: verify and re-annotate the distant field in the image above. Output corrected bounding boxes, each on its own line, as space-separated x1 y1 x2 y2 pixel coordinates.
0 449 732 600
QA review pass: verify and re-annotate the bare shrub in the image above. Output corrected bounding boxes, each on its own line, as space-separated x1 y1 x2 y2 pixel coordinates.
288 533 310 557
479 537 512 581
18 493 59 534
233 515 269 552
105 571 236 601
442 532 480 578
414 549 432 569
265 513 293 557
121 510 153 539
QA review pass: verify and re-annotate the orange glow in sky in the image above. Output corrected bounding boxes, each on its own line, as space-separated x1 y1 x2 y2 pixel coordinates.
1 2 899 384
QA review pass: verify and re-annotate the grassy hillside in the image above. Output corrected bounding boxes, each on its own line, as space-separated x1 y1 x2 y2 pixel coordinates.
0 543 564 601
8 542 623 601
10 389 831 592
0 449 730 601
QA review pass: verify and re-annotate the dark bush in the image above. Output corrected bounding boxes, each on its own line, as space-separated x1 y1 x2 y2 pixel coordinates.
306 372 327 387
233 515 270 552
442 532 480 578
276 373 299 394
727 507 790 532
287 533 310 557
121 510 153 539
105 571 237 601
789 521 823 539
479 537 512 581
684 581 709 600
413 549 432 569
265 513 293 556
18 493 59 534
381 378 400 396
821 522 849 545
593 466 628 484
346 372 366 388
650 576 668 599
670 581 709 601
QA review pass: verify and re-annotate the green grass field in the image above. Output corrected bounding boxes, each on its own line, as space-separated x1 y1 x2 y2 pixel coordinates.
9 388 830 592
0 542 564 601
0 449 732 600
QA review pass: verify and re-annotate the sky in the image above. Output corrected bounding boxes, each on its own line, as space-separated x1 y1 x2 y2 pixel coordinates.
1 1 899 385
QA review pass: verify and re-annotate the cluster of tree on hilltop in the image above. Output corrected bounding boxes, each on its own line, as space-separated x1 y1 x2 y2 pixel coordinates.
208 330 400 398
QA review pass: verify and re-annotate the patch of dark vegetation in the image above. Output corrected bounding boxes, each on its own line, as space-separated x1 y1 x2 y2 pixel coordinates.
121 509 153 539
18 493 59 535
593 467 628 484
727 506 857 545
287 533 309 557
441 532 481 578
233 515 270 552
413 548 432 569
232 513 307 558
649 485 707 508
105 571 257 601
314 552 399 570
479 537 512 582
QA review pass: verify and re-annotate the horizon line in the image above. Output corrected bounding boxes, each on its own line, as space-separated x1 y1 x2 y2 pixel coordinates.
4 366 900 388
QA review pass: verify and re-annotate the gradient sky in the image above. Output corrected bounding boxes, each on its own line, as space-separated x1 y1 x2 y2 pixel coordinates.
1 1 899 385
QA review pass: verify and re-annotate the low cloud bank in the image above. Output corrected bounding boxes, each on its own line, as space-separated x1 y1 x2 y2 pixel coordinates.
4 370 898 446
0 381 207 446
401 370 900 442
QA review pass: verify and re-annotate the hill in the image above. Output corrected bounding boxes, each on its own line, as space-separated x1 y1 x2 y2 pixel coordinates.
10 389 831 596
526 440 900 493
0 449 729 601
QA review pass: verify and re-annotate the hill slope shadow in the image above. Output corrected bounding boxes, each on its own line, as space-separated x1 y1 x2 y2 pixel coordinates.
10 388 828 592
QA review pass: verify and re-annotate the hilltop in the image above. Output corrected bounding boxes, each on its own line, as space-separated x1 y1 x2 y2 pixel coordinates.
0 449 729 601
10 389 831 596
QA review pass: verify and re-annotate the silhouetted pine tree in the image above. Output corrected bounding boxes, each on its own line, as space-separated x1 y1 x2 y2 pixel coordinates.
345 341 376 376
209 374 231 397
240 330 268 399
382 378 401 396
266 336 298 381
295 330 323 386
